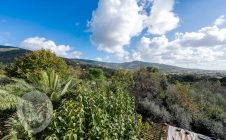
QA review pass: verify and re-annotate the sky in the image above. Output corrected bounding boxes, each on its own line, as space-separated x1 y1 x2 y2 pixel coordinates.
0 0 226 70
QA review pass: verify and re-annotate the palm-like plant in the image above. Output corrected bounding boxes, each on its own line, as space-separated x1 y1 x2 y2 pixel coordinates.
0 78 32 111
0 79 33 139
28 70 72 102
0 89 24 110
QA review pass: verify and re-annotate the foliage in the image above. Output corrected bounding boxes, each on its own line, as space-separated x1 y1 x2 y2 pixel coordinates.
0 78 33 111
0 78 35 139
0 76 12 86
28 70 72 102
133 68 162 99
6 50 68 78
169 104 192 129
132 68 226 139
40 80 142 140
0 90 24 110
111 69 134 90
0 63 5 75
140 121 154 140
87 68 106 80
68 66 84 79
137 98 171 123
2 116 35 140
2 50 226 139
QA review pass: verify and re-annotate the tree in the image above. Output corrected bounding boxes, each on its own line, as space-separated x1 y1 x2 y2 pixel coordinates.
87 68 106 80
111 69 134 90
6 50 68 78
133 68 162 99
166 82 200 119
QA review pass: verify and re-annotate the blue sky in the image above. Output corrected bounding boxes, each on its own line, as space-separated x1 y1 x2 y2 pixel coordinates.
0 0 226 69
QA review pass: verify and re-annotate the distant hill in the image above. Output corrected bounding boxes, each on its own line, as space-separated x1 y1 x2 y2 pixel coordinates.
1 45 226 76
69 59 226 75
0 45 30 64
69 59 187 72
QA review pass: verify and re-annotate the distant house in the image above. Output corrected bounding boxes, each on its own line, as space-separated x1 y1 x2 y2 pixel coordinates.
155 124 212 140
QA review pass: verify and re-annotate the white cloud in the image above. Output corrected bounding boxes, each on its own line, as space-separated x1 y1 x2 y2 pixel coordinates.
131 51 142 61
95 57 103 61
214 15 225 26
21 37 82 59
146 0 179 35
90 0 179 60
136 16 226 70
90 0 145 59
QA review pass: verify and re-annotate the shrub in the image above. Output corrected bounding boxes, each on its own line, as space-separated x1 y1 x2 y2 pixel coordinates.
169 104 192 129
166 83 200 119
6 50 68 78
193 117 225 139
206 105 225 121
40 80 142 139
137 98 171 123
112 69 134 90
0 76 12 85
0 63 5 75
87 68 106 80
133 68 162 99
140 121 154 140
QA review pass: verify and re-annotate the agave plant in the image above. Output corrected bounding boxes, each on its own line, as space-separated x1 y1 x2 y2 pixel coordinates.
28 70 72 102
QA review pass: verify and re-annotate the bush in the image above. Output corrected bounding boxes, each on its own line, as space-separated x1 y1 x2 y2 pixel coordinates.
0 76 12 85
39 80 142 139
169 104 192 129
193 117 225 139
133 68 162 99
137 98 171 123
166 83 200 119
87 68 106 80
0 63 5 75
6 50 68 78
206 105 225 121
112 69 134 90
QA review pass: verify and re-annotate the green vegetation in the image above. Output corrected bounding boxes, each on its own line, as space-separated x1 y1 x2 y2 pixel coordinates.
133 69 226 139
87 68 106 80
6 49 68 78
1 50 226 139
0 63 5 75
40 80 141 139
0 50 142 140
28 70 72 102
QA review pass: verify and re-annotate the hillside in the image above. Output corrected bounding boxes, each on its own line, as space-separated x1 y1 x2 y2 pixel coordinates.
70 59 226 76
1 45 226 76
0 45 30 64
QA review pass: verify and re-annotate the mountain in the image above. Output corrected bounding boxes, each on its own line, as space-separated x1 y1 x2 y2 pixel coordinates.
1 45 226 75
69 59 187 72
69 59 226 75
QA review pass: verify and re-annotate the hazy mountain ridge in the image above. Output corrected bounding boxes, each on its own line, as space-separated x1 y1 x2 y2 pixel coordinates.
0 45 30 64
70 59 226 75
1 45 226 75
